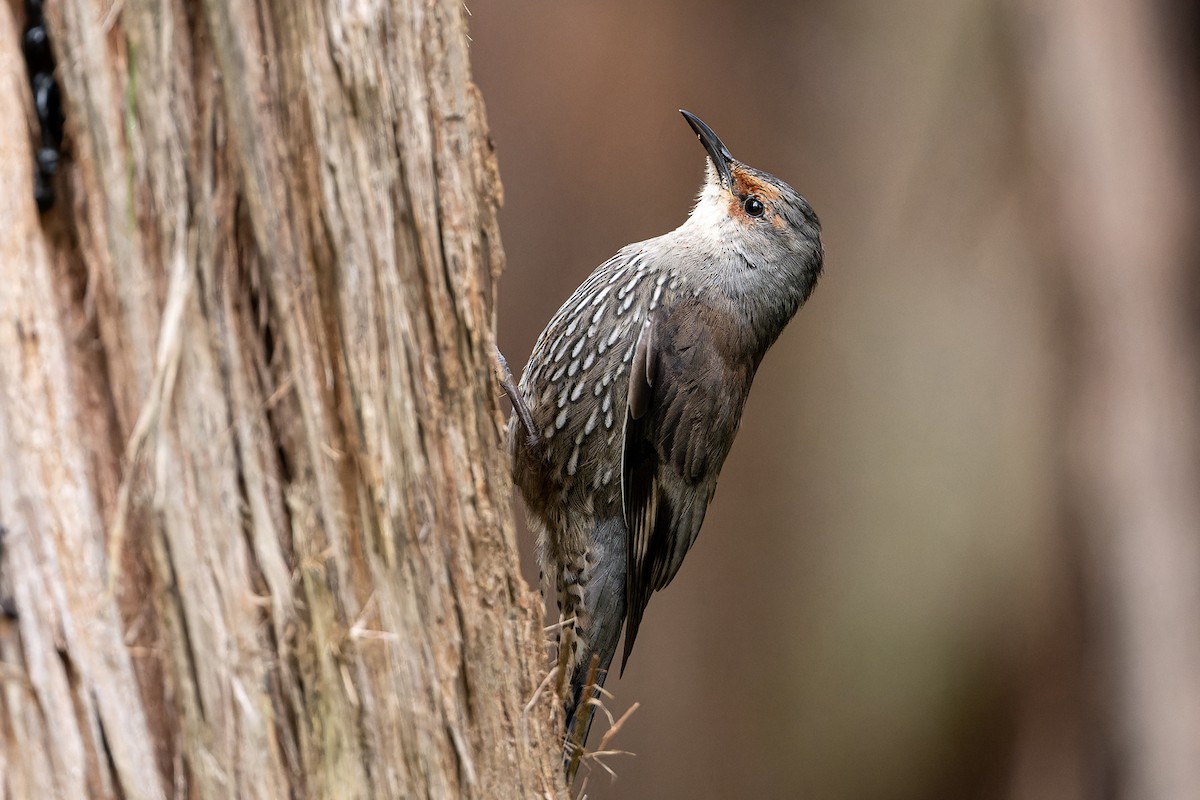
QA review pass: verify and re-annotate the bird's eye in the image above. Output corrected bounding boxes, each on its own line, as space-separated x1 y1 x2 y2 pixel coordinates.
744 197 765 217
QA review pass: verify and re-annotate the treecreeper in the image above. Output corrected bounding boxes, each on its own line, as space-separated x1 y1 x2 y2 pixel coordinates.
503 110 824 781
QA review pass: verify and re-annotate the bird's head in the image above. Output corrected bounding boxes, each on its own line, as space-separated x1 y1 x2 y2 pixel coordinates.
679 110 823 306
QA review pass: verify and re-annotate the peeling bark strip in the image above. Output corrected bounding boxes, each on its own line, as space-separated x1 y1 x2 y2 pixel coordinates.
0 1 563 797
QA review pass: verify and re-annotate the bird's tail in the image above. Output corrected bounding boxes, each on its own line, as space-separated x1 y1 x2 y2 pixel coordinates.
560 517 627 781
562 650 606 780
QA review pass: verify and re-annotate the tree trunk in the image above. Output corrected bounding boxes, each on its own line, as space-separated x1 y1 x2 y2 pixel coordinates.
0 1 562 797
1017 1 1200 797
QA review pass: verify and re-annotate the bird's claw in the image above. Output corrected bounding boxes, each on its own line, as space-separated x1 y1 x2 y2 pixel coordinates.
494 347 540 449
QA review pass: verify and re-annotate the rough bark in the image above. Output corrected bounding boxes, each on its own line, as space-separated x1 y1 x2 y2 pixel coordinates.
0 1 562 797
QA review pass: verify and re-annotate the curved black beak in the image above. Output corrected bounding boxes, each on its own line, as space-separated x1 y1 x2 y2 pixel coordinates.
680 109 735 190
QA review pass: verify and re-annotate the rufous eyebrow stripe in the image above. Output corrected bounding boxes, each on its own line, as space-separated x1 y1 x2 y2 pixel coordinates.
732 168 783 202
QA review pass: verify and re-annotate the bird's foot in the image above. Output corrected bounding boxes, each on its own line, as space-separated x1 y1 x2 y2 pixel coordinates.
494 347 540 449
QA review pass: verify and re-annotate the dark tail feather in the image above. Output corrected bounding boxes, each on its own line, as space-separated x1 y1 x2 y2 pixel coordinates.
563 653 607 780
562 517 627 781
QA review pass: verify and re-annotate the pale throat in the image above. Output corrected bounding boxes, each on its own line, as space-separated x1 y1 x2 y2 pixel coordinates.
683 179 735 238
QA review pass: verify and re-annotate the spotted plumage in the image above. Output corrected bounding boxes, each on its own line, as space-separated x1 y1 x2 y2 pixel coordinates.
507 111 823 778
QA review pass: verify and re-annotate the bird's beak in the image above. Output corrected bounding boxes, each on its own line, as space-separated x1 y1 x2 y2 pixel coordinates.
680 109 735 191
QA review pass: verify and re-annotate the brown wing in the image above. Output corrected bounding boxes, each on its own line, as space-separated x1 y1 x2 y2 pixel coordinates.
620 304 754 672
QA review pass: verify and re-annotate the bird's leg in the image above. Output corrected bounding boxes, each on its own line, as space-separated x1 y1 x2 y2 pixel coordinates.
494 347 539 449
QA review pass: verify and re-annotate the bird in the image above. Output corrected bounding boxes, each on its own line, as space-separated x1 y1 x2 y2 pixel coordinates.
504 110 823 777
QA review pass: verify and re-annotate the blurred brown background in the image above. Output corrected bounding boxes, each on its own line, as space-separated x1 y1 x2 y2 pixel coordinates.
471 1 1200 798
